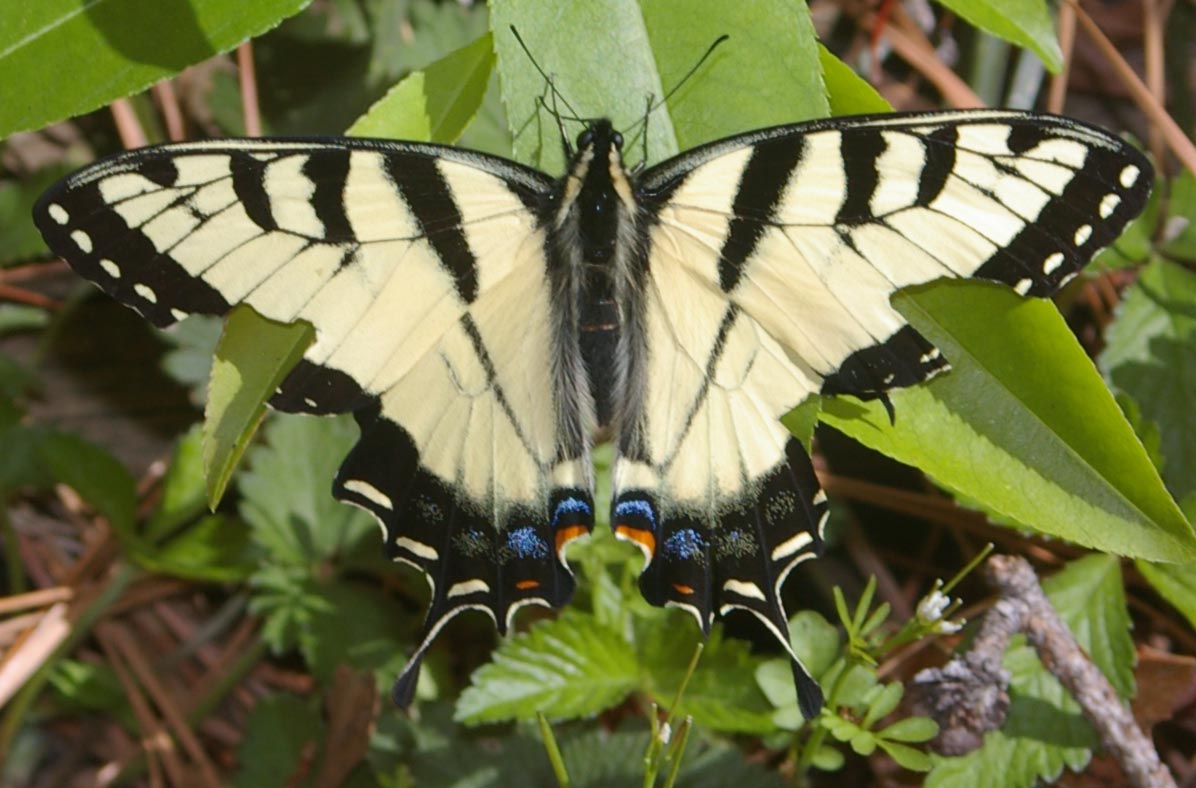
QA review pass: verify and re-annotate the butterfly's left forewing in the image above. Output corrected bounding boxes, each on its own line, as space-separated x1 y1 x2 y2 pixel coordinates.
35 140 597 701
616 111 1151 718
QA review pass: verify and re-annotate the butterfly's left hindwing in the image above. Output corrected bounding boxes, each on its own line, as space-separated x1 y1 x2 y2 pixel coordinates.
34 140 598 701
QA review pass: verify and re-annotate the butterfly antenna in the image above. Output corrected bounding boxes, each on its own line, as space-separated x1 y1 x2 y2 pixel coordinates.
511 26 586 154
624 34 730 155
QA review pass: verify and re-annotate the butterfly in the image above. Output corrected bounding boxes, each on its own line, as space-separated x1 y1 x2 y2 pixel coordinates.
34 106 1151 719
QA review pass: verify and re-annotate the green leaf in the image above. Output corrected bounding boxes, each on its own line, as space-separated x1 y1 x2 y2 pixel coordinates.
159 315 222 406
0 305 50 336
1094 173 1160 270
1100 258 1196 503
638 617 776 733
0 0 313 137
819 44 892 115
1135 559 1196 628
0 165 74 265
822 282 1196 562
348 32 495 142
142 427 209 544
204 306 313 507
862 682 904 727
932 0 1062 72
926 554 1134 787
881 715 939 743
136 514 254 582
47 660 127 716
879 739 934 772
238 413 375 565
37 430 137 536
492 0 826 172
455 611 639 724
1159 169 1196 262
757 610 840 726
249 565 331 654
296 581 409 683
232 693 322 788
1045 554 1135 697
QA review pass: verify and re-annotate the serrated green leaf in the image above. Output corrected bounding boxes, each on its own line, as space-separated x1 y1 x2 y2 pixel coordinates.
348 32 494 142
926 554 1135 787
822 282 1196 562
1100 258 1196 503
232 693 322 788
204 306 313 507
639 619 776 733
456 611 639 723
249 565 332 654
933 0 1062 71
1043 554 1135 697
296 580 409 683
238 413 375 564
1135 559 1196 628
0 0 313 137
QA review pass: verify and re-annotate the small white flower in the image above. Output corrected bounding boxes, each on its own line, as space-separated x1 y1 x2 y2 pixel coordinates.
916 585 965 634
916 589 951 624
657 721 672 745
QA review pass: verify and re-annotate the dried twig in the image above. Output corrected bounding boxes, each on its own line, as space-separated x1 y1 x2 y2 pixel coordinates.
912 555 1176 788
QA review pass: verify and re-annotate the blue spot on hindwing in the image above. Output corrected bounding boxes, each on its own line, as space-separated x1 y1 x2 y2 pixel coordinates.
614 498 657 530
663 529 707 562
551 496 592 527
504 526 549 561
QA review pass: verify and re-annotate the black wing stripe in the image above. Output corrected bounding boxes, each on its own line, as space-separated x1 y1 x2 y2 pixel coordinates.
914 125 958 207
718 137 805 292
388 156 479 303
304 149 356 244
230 151 278 233
835 128 885 225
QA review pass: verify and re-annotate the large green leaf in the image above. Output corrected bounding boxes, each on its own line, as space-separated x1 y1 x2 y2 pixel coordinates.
491 0 825 172
932 0 1062 72
926 554 1134 787
0 0 312 137
1099 258 1196 503
348 32 495 142
821 282 1196 562
203 306 312 507
1136 559 1196 628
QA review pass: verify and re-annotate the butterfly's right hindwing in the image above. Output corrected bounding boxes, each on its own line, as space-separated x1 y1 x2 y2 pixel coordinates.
35 140 597 700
